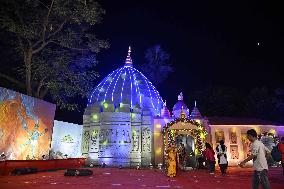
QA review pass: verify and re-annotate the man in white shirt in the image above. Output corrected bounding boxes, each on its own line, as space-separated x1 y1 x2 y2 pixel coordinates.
239 129 271 189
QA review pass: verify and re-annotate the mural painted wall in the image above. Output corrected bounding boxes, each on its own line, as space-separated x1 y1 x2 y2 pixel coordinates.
0 87 56 160
51 120 83 158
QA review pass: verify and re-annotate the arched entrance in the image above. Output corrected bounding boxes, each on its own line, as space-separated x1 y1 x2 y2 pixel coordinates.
163 114 208 168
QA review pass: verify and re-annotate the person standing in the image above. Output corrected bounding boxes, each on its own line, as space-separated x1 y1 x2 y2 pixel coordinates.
239 129 271 189
167 145 178 177
216 140 228 175
204 142 215 174
278 137 284 175
178 143 186 170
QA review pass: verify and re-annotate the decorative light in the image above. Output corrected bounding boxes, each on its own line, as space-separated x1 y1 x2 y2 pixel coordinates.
120 71 127 103
103 103 108 109
155 124 161 129
102 140 108 145
162 117 207 156
88 48 164 116
107 76 113 82
92 114 98 120
126 67 133 107
129 67 142 105
111 68 124 102
87 70 113 103
268 129 276 135
132 128 137 135
104 67 124 102
155 148 161 154
136 68 155 109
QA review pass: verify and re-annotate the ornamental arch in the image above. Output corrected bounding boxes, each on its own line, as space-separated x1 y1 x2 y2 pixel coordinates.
162 116 208 163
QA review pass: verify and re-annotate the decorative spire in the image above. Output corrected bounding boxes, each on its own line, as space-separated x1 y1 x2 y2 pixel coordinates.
124 46 133 67
190 101 202 118
180 106 186 118
178 92 183 101
163 100 167 107
161 100 171 118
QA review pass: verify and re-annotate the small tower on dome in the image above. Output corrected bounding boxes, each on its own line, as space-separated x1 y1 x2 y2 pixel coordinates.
124 46 133 67
161 100 171 118
180 106 186 119
178 92 183 101
190 100 202 119
172 92 189 118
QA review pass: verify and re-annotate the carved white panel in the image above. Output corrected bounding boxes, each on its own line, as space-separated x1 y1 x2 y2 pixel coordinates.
83 115 90 124
101 112 130 122
89 127 100 153
131 113 142 123
131 127 140 152
82 129 90 154
141 127 151 153
142 116 152 125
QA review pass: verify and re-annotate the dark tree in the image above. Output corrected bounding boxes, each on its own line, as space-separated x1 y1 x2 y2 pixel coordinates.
246 87 283 121
189 87 246 117
0 0 108 110
140 45 173 86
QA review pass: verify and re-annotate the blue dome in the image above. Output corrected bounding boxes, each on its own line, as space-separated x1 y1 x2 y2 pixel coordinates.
88 47 163 115
173 101 188 111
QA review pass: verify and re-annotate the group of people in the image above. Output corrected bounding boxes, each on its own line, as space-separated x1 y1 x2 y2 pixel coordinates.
165 129 284 189
203 140 228 175
166 140 228 178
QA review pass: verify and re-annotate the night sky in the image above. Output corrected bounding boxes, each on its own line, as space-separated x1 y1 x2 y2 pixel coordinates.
2 0 284 124
58 0 284 123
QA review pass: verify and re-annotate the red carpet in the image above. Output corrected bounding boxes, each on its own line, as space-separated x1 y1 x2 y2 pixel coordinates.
0 167 283 189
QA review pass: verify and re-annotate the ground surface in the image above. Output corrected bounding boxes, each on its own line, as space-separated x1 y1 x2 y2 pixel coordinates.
0 167 283 189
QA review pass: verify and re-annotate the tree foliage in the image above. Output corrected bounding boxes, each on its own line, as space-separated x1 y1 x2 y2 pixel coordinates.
140 45 173 86
0 0 108 110
189 86 284 123
189 87 245 117
245 87 283 122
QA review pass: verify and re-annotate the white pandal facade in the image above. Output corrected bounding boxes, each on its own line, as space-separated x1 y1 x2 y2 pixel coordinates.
82 103 153 167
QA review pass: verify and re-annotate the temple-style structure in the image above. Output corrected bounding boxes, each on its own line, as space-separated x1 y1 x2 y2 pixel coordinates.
82 47 284 167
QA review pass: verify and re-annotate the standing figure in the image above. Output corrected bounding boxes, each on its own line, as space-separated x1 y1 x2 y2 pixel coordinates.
239 129 271 189
178 143 186 170
216 140 228 175
278 137 284 175
21 120 48 159
204 142 215 174
167 146 178 177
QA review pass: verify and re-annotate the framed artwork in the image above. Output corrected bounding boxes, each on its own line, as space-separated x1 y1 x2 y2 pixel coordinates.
0 87 56 160
230 145 239 159
241 134 251 158
215 129 225 143
229 130 237 144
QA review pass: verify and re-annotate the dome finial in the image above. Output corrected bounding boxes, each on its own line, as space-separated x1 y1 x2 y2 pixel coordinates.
125 46 133 67
194 100 197 107
178 92 183 101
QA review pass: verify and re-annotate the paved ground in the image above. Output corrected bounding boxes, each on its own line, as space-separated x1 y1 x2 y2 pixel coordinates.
0 167 283 189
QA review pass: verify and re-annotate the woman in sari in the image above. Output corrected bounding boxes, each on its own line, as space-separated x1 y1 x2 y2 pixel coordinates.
167 145 178 177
